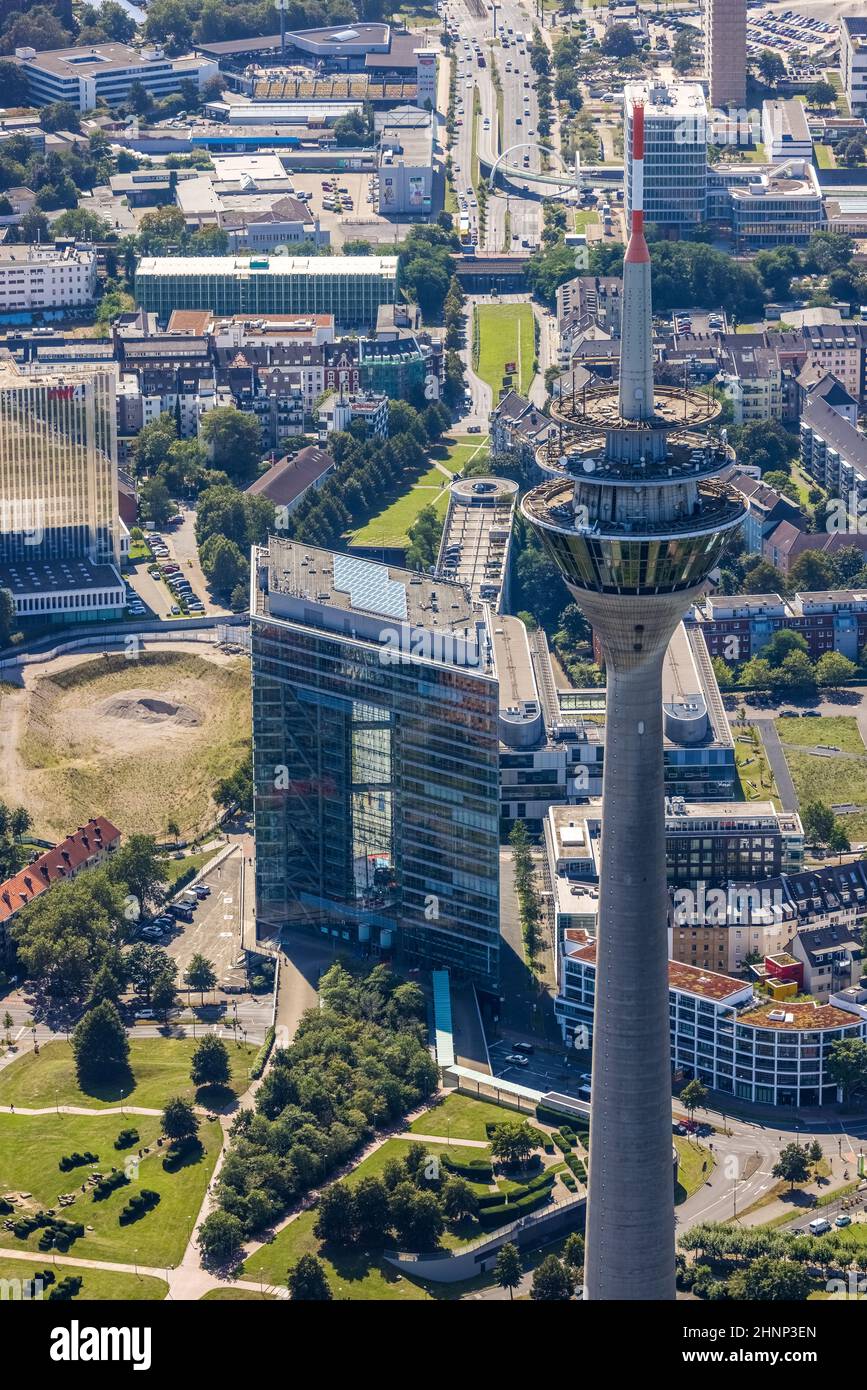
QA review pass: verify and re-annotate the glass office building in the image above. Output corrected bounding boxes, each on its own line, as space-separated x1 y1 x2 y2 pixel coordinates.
135 255 398 328
251 539 500 990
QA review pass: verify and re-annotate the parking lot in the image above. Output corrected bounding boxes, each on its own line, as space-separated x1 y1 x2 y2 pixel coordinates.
160 848 245 984
127 522 217 619
487 1035 591 1097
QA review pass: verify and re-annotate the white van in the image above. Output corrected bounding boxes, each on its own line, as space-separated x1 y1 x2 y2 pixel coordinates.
808 1217 831 1235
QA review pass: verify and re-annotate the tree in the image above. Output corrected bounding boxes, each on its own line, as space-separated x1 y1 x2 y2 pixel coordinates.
137 205 186 254
140 476 172 527
200 407 262 485
0 7 71 54
162 1096 199 1142
829 822 851 861
671 28 695 74
756 49 786 87
198 1209 244 1266
680 1078 708 1118
729 1254 810 1301
71 1000 129 1082
806 80 837 109
772 1142 810 1190
127 943 173 1000
562 1232 585 1272
441 1176 479 1223
0 586 15 646
152 970 178 1021
807 1140 824 1175
133 415 177 477
52 207 111 242
494 1241 522 1299
530 1254 575 1301
388 1181 444 1250
39 102 80 135
826 1037 867 1104
352 1176 391 1246
801 800 836 847
191 1034 230 1088
314 1181 355 1246
184 953 216 1005
740 560 785 595
602 23 636 58
490 1120 537 1169
0 60 31 107
816 651 856 692
11 871 128 998
127 80 153 119
107 834 164 915
199 533 246 598
787 549 835 594
288 1253 332 1301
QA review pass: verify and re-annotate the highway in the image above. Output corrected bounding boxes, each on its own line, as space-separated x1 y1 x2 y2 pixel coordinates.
444 0 546 254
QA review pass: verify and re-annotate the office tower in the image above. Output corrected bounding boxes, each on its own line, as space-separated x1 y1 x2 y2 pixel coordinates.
250 539 500 989
522 107 745 1301
0 362 123 623
624 82 707 233
706 0 747 109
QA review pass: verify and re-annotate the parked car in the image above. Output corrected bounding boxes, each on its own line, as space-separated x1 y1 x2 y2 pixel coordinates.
835 1214 852 1227
505 1053 529 1066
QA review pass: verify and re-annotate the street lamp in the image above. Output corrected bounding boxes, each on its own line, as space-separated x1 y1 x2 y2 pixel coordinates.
274 0 290 59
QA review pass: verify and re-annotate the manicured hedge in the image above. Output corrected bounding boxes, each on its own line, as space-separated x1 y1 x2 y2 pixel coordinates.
477 1186 554 1229
93 1170 130 1200
250 1025 275 1080
561 1170 578 1192
59 1150 99 1171
114 1128 139 1151
441 1154 494 1183
119 1189 160 1226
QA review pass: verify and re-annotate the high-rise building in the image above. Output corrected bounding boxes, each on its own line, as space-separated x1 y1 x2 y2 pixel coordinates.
705 0 747 109
624 83 708 233
250 539 501 990
520 106 744 1300
0 363 124 623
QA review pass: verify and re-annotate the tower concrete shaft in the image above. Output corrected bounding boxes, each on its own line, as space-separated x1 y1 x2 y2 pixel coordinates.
574 589 692 1302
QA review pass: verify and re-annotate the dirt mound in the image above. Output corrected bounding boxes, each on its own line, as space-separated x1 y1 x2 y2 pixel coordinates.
100 693 202 728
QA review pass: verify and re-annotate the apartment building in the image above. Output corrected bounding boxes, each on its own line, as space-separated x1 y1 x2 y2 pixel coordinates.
691 590 867 665
0 818 121 956
840 15 867 117
705 0 746 108
0 244 97 314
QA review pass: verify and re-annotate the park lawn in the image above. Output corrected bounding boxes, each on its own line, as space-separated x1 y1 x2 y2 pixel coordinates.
675 1137 714 1205
0 1256 167 1300
0 1111 222 1267
349 485 449 550
777 716 866 755
158 850 219 890
242 1137 491 1295
437 435 491 472
474 302 535 397
814 142 836 170
411 1091 526 1142
735 737 780 807
781 746 867 841
0 1038 257 1111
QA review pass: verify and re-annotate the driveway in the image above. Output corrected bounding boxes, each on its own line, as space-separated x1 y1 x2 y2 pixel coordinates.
750 718 799 812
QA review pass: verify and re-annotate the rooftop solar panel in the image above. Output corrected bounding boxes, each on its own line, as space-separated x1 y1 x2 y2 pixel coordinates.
333 552 407 622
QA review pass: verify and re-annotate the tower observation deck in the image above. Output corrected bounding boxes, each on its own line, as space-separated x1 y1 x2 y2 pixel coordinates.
519 105 745 1302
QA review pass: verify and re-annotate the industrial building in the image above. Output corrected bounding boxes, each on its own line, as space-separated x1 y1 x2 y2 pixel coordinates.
134 255 398 328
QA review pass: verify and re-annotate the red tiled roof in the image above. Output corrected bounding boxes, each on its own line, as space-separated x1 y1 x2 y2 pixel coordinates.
0 817 121 924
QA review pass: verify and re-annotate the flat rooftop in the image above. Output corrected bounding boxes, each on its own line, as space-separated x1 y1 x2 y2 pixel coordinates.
135 254 397 277
737 1000 861 1032
0 557 122 597
14 44 195 77
255 537 476 632
437 476 517 606
491 615 537 712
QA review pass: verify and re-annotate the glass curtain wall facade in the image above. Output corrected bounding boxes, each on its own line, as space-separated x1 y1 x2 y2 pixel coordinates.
0 366 118 565
252 616 501 990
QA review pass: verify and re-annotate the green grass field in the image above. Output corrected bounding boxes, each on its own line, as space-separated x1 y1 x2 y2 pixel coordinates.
778 716 866 755
474 303 535 397
0 1256 167 1300
675 1137 715 1205
778 722 867 840
348 484 450 551
0 1111 221 1266
735 736 780 807
410 1092 527 1142
0 1038 256 1111
200 1287 278 1300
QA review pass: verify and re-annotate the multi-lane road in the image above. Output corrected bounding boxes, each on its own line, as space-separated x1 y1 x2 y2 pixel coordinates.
444 0 551 254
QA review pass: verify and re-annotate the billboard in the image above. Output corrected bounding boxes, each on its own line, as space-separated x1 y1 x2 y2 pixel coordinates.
408 175 424 209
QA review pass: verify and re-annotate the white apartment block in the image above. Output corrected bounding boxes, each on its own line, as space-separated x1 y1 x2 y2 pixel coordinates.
841 16 867 117
0 244 97 314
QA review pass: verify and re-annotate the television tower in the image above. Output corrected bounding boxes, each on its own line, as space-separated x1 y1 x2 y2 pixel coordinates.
521 106 745 1300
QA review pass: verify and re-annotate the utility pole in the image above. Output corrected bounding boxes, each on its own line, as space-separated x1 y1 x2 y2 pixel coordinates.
275 0 288 58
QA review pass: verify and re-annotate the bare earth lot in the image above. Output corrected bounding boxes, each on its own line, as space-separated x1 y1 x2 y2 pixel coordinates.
0 644 251 840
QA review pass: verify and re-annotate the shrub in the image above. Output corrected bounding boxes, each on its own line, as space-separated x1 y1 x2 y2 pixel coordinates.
552 1132 573 1154
440 1154 494 1182
162 1134 203 1171
561 1170 577 1192
59 1150 99 1171
93 1170 130 1200
119 1189 160 1225
114 1128 139 1151
476 1186 554 1229
48 1275 83 1300
249 1026 275 1080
